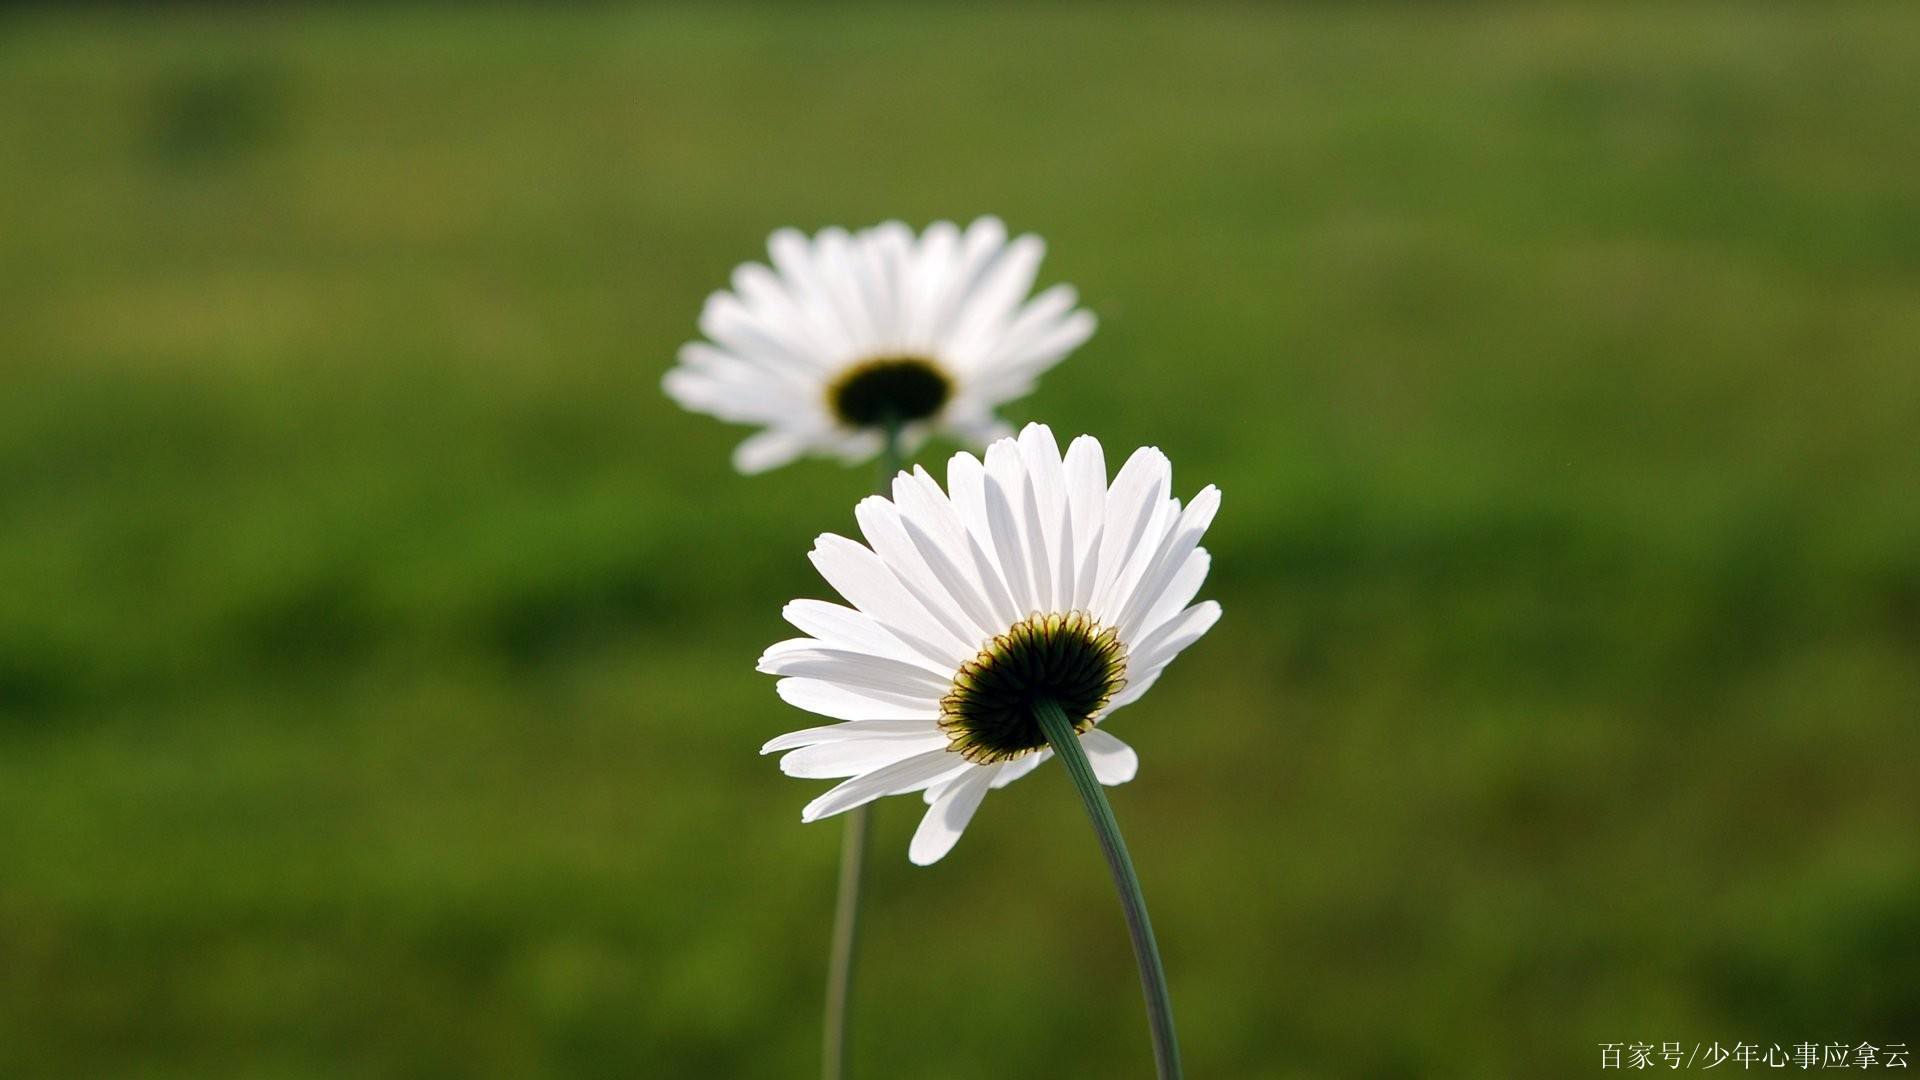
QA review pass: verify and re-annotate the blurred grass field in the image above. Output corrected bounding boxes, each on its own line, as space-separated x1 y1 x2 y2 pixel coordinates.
3 4 1919 1077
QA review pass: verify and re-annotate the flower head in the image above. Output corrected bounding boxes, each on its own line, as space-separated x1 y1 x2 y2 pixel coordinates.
760 423 1221 864
665 218 1097 474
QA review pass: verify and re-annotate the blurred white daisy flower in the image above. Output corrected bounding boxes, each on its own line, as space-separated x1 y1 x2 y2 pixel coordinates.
665 218 1097 474
759 423 1220 865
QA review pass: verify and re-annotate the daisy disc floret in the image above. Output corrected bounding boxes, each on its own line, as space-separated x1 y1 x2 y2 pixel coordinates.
940 610 1127 764
664 218 1097 474
759 423 1221 865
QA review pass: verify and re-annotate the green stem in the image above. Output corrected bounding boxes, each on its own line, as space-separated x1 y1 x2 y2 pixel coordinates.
821 419 906 1080
871 416 906 493
1035 699 1183 1080
820 804 868 1080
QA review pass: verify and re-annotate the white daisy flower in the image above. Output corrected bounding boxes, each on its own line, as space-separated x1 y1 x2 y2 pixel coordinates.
759 423 1221 865
664 217 1097 474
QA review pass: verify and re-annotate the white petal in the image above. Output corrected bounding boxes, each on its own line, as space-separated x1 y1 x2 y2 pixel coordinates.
699 291 826 374
1080 729 1139 785
928 216 1011 339
828 428 885 465
941 407 1016 450
766 227 820 289
776 677 939 721
761 719 941 754
1062 434 1107 608
946 452 1022 628
992 285 1081 366
990 749 1051 788
813 228 882 350
731 263 843 361
982 439 1038 613
908 765 998 865
1016 423 1068 611
855 496 991 644
1130 548 1212 644
1094 488 1179 627
994 309 1097 378
1106 669 1160 713
1054 494 1078 621
1116 485 1220 640
732 428 812 474
1093 447 1170 613
781 600 941 672
901 220 959 346
809 534 973 666
663 353 806 423
1131 600 1222 674
780 735 953 778
890 470 1001 641
950 234 1045 359
757 643 952 697
801 749 972 822
862 222 915 346
766 230 850 358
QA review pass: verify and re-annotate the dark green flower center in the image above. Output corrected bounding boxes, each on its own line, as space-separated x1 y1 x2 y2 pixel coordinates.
827 356 951 428
939 611 1129 764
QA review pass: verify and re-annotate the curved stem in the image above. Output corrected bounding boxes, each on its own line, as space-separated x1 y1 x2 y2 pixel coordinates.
1034 699 1183 1080
821 419 906 1080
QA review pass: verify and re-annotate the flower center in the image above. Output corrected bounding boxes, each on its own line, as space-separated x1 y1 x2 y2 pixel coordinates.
827 356 952 428
939 611 1128 764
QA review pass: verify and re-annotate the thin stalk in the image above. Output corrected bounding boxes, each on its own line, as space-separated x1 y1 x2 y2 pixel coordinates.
820 804 868 1080
1034 699 1183 1080
821 419 906 1080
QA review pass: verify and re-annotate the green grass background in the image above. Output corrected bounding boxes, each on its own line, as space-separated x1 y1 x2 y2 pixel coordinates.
3 4 1918 1077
